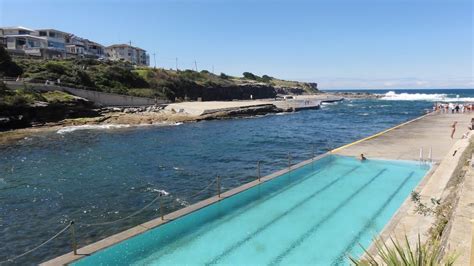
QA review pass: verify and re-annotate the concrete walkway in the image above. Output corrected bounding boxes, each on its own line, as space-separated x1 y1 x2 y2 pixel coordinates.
165 95 343 116
333 112 474 264
335 112 473 162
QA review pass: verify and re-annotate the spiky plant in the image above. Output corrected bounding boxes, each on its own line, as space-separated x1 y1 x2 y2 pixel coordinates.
349 235 457 266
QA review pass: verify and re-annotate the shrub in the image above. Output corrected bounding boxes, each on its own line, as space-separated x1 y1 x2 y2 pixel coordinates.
349 235 457 266
0 46 23 77
243 72 258 80
261 75 273 83
220 73 229 79
45 61 67 75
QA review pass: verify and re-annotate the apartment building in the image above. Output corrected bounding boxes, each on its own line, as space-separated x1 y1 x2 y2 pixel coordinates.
0 26 47 57
1 26 149 65
65 35 105 59
0 26 106 59
105 44 149 66
0 26 66 58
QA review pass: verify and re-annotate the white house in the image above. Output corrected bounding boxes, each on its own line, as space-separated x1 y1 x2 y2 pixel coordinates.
0 26 47 57
105 44 149 66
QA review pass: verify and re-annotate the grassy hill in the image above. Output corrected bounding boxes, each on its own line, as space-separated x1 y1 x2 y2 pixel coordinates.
7 56 318 101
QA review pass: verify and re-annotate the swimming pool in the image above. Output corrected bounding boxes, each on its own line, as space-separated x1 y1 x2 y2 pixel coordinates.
71 155 429 265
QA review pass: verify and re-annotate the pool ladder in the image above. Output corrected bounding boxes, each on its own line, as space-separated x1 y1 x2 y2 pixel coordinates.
419 147 433 166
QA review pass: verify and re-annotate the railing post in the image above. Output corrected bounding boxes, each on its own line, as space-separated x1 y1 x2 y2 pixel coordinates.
419 147 423 164
257 161 261 182
160 193 164 220
217 175 221 198
428 147 432 163
70 221 77 255
311 145 315 170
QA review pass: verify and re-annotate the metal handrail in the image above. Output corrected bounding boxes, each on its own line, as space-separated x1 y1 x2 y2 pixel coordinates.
3 147 322 263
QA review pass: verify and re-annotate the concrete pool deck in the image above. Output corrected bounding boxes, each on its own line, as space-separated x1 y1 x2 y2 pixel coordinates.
43 111 474 265
334 112 473 162
333 112 473 264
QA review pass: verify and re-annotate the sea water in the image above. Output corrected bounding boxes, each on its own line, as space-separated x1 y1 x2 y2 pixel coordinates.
1 89 473 264
73 156 429 265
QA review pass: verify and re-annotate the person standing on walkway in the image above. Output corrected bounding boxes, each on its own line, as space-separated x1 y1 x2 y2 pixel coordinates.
451 121 457 138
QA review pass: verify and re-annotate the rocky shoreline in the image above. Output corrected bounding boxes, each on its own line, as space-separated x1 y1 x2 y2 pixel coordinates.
328 91 383 99
0 92 380 144
0 104 280 144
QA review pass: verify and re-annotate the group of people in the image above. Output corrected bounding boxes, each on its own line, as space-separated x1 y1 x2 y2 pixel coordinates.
434 103 474 114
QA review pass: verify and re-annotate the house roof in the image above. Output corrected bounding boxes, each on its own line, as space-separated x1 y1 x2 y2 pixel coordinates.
0 26 35 32
4 35 47 41
106 43 146 51
36 28 71 35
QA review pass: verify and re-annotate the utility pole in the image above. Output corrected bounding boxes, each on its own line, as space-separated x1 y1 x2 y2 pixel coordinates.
212 65 214 74
175 57 178 71
129 40 132 46
194 60 198 72
153 53 156 69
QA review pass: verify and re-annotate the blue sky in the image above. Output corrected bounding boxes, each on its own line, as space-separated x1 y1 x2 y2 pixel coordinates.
1 0 472 89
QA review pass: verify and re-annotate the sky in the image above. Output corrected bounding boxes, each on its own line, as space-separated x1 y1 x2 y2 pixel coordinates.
1 0 473 89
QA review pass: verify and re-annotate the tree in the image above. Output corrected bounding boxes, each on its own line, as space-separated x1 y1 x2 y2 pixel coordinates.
0 46 23 77
261 75 272 82
220 72 229 79
243 72 258 80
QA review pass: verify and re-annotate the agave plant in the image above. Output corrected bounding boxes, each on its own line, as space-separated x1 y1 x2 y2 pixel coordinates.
349 235 457 266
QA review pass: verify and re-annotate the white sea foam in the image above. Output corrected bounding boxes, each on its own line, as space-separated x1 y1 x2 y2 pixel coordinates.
57 124 131 134
153 189 170 196
381 91 474 102
176 198 189 206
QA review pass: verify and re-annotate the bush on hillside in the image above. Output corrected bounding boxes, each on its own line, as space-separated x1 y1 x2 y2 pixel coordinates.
243 72 258 80
261 75 273 83
220 73 230 79
0 46 23 77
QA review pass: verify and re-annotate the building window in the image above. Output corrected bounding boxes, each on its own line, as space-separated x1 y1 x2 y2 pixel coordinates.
49 32 56 37
48 40 65 49
39 31 47 36
16 39 26 46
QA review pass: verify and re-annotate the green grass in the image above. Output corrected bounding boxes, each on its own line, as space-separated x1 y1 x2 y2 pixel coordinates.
12 58 318 101
41 91 76 103
0 82 83 107
0 83 44 107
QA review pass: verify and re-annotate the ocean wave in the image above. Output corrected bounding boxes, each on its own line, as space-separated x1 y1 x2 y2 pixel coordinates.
381 91 474 102
57 124 131 134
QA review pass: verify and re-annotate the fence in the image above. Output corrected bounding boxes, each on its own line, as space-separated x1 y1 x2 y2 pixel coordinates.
0 145 329 265
2 78 168 107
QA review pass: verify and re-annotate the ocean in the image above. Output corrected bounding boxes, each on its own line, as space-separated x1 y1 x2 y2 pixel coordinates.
1 89 473 264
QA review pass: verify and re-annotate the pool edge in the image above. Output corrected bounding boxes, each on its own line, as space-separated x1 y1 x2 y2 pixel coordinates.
41 112 435 266
41 153 330 265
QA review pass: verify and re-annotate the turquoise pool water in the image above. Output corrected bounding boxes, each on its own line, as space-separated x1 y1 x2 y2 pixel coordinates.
73 155 429 265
